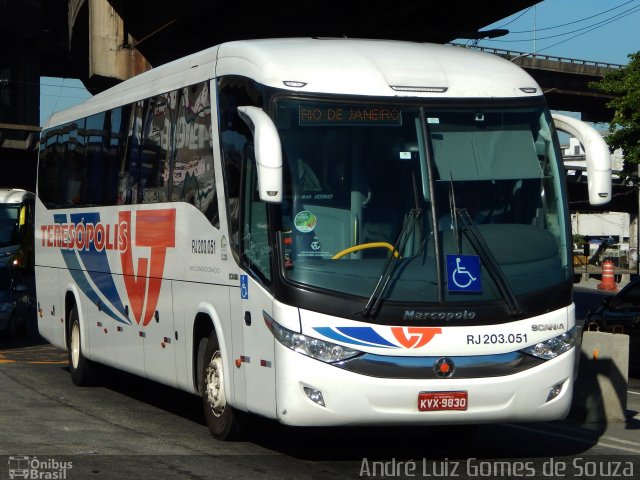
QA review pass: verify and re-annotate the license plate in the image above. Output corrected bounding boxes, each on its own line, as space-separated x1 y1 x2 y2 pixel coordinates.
418 391 468 411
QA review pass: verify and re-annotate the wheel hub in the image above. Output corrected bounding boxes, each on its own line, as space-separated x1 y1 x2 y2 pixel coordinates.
71 323 80 369
205 351 226 417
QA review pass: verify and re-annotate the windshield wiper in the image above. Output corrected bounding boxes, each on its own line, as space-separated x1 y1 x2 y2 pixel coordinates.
454 208 522 317
361 176 422 318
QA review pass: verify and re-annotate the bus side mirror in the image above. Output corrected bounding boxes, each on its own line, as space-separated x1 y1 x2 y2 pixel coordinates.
551 113 611 206
237 106 283 203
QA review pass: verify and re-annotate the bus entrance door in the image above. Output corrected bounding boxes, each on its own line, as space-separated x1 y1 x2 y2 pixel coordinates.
240 274 277 418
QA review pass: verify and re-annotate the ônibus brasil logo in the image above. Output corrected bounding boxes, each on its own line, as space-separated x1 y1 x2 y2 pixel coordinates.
41 209 176 327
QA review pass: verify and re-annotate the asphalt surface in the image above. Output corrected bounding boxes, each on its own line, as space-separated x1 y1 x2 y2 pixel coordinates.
0 277 637 479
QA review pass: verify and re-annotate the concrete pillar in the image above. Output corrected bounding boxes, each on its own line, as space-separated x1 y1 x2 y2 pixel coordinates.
69 0 152 86
87 0 151 82
571 330 629 423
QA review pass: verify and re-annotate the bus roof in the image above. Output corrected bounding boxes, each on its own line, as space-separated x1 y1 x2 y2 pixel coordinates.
45 38 541 128
0 189 33 204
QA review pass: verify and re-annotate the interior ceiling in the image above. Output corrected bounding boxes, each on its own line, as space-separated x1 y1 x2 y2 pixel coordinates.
106 0 540 67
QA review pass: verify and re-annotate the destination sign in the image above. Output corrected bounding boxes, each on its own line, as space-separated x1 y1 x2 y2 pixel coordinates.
299 104 402 126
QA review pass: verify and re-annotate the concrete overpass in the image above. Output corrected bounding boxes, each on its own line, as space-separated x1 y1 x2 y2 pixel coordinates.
467 46 622 123
0 0 623 191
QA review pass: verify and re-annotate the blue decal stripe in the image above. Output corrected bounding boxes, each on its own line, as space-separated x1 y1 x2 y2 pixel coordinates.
59 249 130 325
336 327 397 347
68 212 128 318
313 327 396 349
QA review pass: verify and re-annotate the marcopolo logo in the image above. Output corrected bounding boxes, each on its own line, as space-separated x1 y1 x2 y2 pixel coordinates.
404 309 476 321
41 208 176 327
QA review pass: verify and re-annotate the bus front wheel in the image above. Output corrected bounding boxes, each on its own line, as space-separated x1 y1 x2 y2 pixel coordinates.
68 306 97 386
201 332 243 440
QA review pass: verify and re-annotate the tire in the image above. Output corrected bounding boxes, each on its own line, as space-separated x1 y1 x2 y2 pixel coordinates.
201 332 243 440
68 305 98 386
1 315 17 341
8 315 17 340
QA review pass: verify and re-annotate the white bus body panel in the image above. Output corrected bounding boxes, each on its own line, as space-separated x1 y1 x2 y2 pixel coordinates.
272 305 575 425
216 39 539 98
45 39 541 131
35 38 592 428
34 265 65 349
299 307 572 356
34 198 238 393
274 341 574 426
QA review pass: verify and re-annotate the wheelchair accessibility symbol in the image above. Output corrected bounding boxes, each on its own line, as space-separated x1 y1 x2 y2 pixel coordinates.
446 254 481 292
240 274 249 299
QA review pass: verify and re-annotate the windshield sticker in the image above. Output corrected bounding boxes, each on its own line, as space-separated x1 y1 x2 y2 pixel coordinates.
427 117 440 124
294 210 317 233
297 236 331 258
446 254 482 293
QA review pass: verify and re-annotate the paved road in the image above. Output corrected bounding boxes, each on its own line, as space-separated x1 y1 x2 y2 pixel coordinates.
1 333 639 479
0 284 638 479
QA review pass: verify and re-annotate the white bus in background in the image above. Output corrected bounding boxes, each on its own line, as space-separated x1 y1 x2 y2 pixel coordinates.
35 38 611 440
0 189 35 270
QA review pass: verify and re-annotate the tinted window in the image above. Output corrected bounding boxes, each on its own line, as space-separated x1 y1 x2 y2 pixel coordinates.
218 76 263 248
174 83 218 226
39 82 218 228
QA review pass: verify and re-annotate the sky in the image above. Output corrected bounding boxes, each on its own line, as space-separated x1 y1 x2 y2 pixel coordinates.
460 0 640 65
39 0 640 126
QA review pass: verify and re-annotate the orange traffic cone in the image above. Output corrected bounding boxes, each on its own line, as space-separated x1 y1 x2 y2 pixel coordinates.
597 260 618 292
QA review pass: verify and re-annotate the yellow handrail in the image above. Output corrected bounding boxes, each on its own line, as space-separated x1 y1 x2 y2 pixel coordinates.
332 242 400 259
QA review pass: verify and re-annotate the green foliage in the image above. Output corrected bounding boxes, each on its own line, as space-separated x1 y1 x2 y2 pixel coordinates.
589 52 640 170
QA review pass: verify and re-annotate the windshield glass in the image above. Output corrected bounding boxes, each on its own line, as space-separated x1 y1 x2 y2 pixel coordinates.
274 98 569 304
0 205 20 247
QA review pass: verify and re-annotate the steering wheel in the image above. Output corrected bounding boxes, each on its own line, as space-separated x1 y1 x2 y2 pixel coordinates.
332 242 400 259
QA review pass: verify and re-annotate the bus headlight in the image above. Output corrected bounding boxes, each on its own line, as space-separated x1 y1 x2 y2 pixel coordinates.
264 315 362 363
521 328 576 360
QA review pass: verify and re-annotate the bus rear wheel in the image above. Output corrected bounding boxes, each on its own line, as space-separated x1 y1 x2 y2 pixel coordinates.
201 332 242 440
68 305 98 386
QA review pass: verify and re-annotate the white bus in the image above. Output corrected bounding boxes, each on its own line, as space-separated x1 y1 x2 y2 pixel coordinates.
0 189 35 270
35 38 611 440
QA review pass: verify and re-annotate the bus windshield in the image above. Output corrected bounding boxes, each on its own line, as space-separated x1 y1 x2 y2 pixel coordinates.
0 205 20 247
275 99 569 304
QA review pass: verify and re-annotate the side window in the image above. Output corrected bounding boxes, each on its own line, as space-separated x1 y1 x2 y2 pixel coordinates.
40 109 130 208
83 112 109 206
103 106 130 205
122 96 172 204
62 120 84 206
241 146 271 281
121 100 145 204
174 82 218 226
38 129 60 206
141 93 173 203
218 76 263 251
